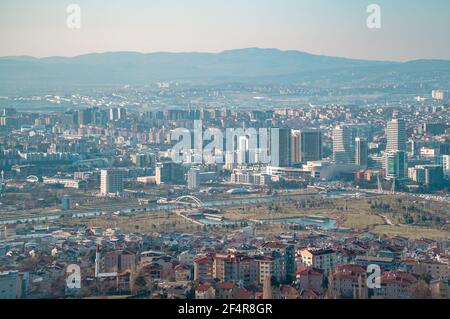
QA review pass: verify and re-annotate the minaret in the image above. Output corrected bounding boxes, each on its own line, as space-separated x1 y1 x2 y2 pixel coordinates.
95 244 100 278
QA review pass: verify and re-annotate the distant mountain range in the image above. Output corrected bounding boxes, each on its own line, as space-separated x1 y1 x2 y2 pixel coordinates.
0 48 449 93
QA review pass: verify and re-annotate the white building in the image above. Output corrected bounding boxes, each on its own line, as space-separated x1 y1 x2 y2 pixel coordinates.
432 89 445 100
386 118 407 153
100 169 124 196
43 177 86 189
440 155 450 178
333 125 356 164
298 248 337 272
187 168 200 189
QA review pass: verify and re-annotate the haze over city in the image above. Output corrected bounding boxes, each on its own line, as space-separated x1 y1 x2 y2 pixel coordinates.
0 0 449 307
1 0 450 61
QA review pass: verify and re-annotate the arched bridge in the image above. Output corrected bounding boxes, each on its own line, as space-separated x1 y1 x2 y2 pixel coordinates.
173 196 204 207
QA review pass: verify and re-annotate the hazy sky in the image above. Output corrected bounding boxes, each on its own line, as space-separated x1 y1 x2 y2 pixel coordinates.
0 0 449 61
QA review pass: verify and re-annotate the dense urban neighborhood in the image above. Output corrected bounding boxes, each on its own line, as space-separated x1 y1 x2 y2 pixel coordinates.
1 87 450 299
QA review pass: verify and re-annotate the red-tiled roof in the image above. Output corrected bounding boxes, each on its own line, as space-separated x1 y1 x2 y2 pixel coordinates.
336 264 366 274
196 283 212 293
236 288 252 299
297 267 324 276
219 282 235 290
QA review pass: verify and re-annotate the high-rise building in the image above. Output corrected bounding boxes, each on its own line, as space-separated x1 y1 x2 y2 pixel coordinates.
440 155 450 178
187 168 200 189
385 150 407 180
270 128 291 167
133 152 155 168
424 165 444 191
155 162 185 185
409 164 444 191
299 130 322 163
237 135 249 165
408 166 426 183
100 169 124 196
77 109 92 126
432 89 445 100
386 118 407 153
355 137 368 168
109 108 127 121
291 131 301 164
333 125 356 164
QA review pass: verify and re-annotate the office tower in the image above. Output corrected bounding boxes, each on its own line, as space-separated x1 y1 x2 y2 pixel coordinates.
100 169 124 196
155 162 185 185
386 118 406 152
408 166 426 183
91 108 108 125
333 125 356 164
109 108 118 121
385 150 407 180
355 137 368 168
440 155 450 177
118 108 126 120
187 168 200 189
300 130 323 163
134 153 155 168
135 153 147 168
270 128 291 167
291 131 301 164
77 109 92 126
237 135 249 165
432 89 445 100
424 165 444 191
108 107 126 121
71 111 79 126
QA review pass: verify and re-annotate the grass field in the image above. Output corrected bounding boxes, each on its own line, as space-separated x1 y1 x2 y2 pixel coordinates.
340 213 384 228
6 192 450 240
373 224 450 240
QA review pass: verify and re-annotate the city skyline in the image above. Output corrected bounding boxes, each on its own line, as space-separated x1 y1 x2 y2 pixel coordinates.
0 0 449 304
